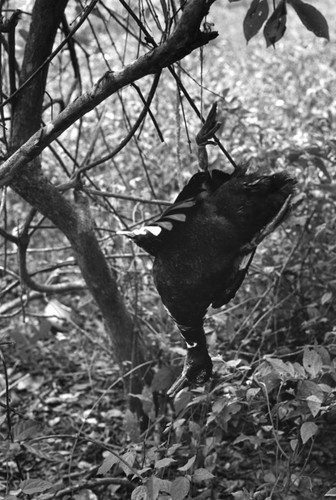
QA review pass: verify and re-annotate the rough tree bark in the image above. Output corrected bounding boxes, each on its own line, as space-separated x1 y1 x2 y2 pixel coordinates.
9 0 142 396
3 0 218 408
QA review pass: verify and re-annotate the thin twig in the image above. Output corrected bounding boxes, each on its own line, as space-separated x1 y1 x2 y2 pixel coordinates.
83 187 171 206
0 0 100 111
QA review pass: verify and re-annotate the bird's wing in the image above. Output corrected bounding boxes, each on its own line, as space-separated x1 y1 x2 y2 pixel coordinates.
211 193 293 308
153 198 197 231
211 250 256 308
156 169 232 229
149 171 214 232
123 169 233 255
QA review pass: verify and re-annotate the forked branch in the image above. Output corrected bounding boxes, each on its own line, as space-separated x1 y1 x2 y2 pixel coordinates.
0 0 218 187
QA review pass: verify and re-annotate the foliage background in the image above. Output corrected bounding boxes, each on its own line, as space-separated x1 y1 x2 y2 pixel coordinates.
1 0 336 499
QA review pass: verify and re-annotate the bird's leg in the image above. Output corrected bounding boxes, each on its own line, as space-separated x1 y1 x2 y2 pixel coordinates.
240 195 293 255
167 323 213 397
196 102 222 171
177 323 207 349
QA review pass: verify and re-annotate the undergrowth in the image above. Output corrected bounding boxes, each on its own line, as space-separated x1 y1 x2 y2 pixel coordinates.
1 1 336 499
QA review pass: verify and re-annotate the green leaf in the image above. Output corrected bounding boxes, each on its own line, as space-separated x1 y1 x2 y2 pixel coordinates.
325 487 336 497
300 421 318 444
243 0 269 42
263 0 287 47
289 0 329 40
264 471 276 484
124 410 140 443
306 395 322 417
303 347 322 377
171 477 190 500
297 379 324 416
131 485 149 500
178 455 196 472
146 476 171 500
155 457 176 469
98 452 120 475
119 450 136 476
290 438 298 452
174 390 193 415
20 479 54 495
13 420 40 442
267 357 295 378
167 443 182 456
321 292 332 305
192 468 214 483
212 398 227 414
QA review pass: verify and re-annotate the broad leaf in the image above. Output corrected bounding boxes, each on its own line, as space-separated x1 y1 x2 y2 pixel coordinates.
131 485 149 500
300 421 318 444
178 455 196 472
119 450 136 476
20 479 54 495
263 0 287 47
13 420 40 442
321 291 332 305
303 347 322 377
171 477 190 500
155 457 176 469
306 395 322 417
174 390 193 415
243 0 269 42
192 468 214 482
98 452 120 475
289 0 329 40
147 476 171 500
297 380 323 402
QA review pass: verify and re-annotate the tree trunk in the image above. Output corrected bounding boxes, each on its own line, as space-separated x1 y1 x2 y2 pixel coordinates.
5 0 218 423
9 0 147 397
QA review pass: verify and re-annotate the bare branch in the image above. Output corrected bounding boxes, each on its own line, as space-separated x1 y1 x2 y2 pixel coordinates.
0 226 18 244
42 477 133 499
17 226 84 294
83 187 171 206
0 0 218 187
57 71 162 186
0 291 43 315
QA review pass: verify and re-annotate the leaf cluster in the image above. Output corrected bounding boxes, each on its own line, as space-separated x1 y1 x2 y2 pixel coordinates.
241 0 329 46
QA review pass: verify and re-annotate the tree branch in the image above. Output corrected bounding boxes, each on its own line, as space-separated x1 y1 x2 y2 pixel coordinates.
42 477 133 499
0 0 218 187
17 213 84 294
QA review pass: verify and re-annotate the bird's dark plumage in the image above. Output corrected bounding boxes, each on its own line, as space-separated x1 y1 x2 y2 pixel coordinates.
125 167 296 395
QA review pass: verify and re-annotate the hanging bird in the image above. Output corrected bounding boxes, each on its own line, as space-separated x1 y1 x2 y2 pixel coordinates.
121 105 296 395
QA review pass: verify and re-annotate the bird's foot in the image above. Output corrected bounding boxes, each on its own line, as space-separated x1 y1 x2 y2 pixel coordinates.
167 374 190 397
167 347 213 398
196 102 222 148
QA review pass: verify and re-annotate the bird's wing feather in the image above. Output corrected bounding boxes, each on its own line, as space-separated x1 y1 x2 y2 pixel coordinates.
211 250 256 308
